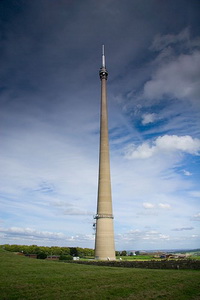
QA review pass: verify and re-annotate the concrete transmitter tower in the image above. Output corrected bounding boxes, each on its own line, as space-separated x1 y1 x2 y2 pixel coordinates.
94 45 115 260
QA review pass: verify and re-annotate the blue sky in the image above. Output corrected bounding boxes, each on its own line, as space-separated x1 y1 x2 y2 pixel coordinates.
0 0 200 250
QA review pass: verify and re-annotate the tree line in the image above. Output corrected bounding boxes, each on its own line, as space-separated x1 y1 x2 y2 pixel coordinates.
2 244 132 259
2 244 94 259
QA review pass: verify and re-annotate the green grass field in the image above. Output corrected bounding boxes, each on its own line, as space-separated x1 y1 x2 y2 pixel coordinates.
0 249 200 300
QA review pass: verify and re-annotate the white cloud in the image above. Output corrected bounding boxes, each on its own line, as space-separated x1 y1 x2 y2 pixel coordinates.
172 227 194 231
192 213 200 221
144 46 200 103
142 202 171 210
125 135 200 159
141 113 157 125
63 208 93 216
125 142 155 159
192 235 198 238
158 203 171 209
189 191 200 198
156 135 200 154
116 229 170 244
0 226 94 245
0 227 65 240
158 234 170 240
183 170 192 176
142 202 155 209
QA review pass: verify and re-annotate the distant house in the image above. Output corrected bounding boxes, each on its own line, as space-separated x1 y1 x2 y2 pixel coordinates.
127 251 136 256
46 255 60 260
166 254 177 259
178 254 186 259
25 254 37 259
73 257 80 261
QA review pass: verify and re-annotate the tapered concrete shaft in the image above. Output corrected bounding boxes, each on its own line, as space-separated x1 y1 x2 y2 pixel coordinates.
94 46 115 260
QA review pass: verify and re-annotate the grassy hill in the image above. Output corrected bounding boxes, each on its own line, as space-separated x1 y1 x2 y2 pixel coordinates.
0 248 200 299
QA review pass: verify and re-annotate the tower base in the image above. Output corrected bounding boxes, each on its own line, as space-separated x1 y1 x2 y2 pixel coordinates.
94 217 116 261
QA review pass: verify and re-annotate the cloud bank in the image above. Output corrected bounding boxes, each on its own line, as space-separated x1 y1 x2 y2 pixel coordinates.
125 135 200 159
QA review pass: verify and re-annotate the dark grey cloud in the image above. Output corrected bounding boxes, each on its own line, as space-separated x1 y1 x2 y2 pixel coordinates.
1 0 199 100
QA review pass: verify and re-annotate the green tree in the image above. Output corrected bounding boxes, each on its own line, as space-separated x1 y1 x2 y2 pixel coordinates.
82 248 94 257
61 247 70 256
69 247 78 257
77 247 85 258
3 244 94 258
50 246 63 255
21 245 29 254
29 245 40 254
59 255 73 261
37 252 47 259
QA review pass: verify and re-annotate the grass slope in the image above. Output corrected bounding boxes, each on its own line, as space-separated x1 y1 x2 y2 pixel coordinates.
0 249 200 300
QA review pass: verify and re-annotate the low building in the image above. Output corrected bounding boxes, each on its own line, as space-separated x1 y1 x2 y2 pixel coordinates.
25 254 37 259
73 257 80 261
46 255 60 260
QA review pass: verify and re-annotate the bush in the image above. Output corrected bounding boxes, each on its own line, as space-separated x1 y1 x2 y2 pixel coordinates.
37 252 47 259
59 255 73 261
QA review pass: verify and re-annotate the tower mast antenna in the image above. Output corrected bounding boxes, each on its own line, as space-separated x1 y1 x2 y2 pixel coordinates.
102 44 106 68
